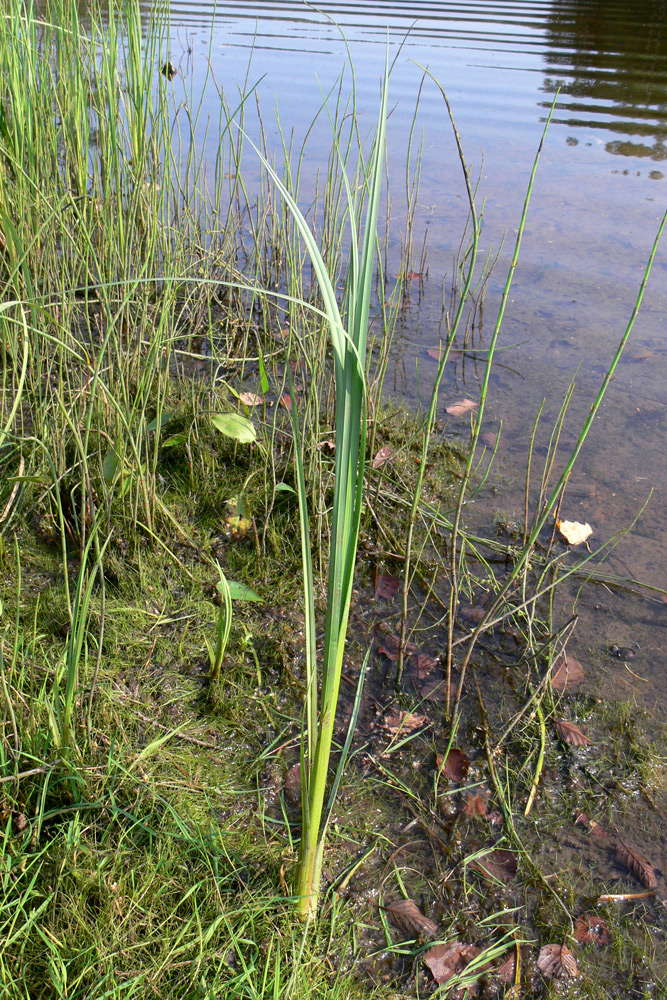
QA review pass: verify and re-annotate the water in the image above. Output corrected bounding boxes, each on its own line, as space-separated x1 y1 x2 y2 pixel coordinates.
148 1 667 706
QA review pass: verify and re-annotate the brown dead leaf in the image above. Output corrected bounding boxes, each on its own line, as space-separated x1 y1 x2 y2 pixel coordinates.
445 398 477 418
423 942 480 985
375 575 400 600
412 652 438 679
384 898 438 940
460 792 488 818
469 848 517 884
590 819 611 841
574 914 610 947
575 812 610 839
459 605 485 624
318 438 335 454
480 431 498 449
550 653 585 692
279 394 293 412
376 632 418 662
553 718 591 747
615 836 658 890
284 763 301 806
372 445 394 469
427 345 462 363
420 677 455 704
436 747 471 782
537 943 578 979
494 953 516 984
382 710 429 735
556 519 593 546
13 812 28 833
238 391 263 406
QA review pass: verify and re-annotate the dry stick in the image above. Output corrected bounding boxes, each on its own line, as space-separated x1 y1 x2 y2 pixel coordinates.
0 761 62 785
398 71 480 683
453 207 667 716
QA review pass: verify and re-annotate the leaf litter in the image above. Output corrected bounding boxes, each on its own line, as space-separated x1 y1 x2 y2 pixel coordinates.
615 835 658 890
550 651 585 692
574 914 610 947
423 941 481 985
445 398 477 418
553 717 591 746
383 898 438 941
468 848 517 885
537 943 579 979
436 747 471 782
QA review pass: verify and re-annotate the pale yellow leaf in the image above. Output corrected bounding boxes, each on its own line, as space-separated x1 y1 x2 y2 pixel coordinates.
556 519 593 546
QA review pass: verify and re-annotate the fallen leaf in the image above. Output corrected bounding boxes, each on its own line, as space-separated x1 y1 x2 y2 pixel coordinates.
574 914 610 947
469 848 517 884
284 763 301 806
420 677 455 703
382 710 429 735
406 271 423 280
537 943 578 979
211 412 257 444
372 445 394 469
13 812 28 833
445 398 477 418
318 438 335 454
375 575 400 600
460 793 488 818
436 747 471 781
427 346 462 363
459 605 485 624
480 431 498 448
383 898 438 940
376 632 418 662
412 652 438 679
550 653 585 692
279 394 292 412
238 392 263 406
423 942 480 984
557 519 593 546
494 953 516 984
553 718 591 747
615 836 658 890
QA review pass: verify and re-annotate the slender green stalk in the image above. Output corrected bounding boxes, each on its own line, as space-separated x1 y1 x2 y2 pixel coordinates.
242 65 388 919
453 206 667 712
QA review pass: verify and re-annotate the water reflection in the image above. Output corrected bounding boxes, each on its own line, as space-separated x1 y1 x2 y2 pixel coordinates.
542 0 667 156
75 0 667 161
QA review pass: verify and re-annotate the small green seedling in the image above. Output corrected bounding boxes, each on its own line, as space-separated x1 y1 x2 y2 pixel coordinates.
207 565 262 682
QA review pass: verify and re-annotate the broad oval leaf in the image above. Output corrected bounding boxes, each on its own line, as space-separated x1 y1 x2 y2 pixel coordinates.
211 413 257 444
550 652 585 692
537 943 578 979
102 448 121 484
225 581 262 602
553 718 591 747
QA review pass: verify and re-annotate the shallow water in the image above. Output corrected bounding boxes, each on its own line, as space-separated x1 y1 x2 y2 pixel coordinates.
145 1 667 705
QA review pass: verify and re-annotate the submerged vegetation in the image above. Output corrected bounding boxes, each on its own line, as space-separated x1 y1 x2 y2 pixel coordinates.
0 1 666 997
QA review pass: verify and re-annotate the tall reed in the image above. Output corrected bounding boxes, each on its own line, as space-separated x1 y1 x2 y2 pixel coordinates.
244 68 389 918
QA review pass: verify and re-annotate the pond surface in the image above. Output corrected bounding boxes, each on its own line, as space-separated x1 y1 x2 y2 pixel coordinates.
150 1 667 707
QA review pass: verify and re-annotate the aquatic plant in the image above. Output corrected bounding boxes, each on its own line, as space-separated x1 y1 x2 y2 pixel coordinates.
246 68 389 920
